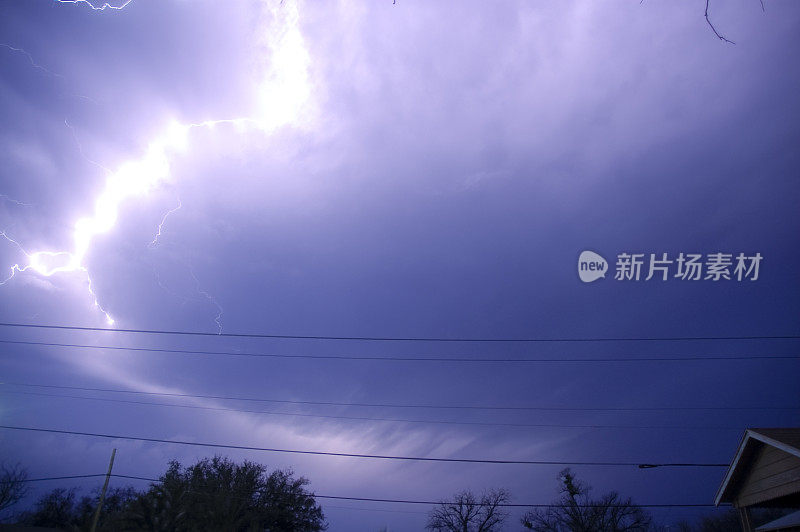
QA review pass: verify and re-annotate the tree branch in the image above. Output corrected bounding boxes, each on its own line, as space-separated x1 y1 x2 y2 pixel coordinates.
705 0 735 44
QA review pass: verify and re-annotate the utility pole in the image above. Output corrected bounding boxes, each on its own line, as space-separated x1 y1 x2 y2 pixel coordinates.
89 448 116 532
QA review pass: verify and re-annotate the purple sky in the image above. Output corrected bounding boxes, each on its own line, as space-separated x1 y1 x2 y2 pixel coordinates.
1 1 799 530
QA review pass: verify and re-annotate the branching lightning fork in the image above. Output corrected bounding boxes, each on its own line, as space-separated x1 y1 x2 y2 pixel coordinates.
54 0 133 11
0 229 114 323
0 0 311 327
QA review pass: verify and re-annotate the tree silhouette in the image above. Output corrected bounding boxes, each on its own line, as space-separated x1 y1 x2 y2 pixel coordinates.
426 488 511 532
0 463 27 520
522 469 650 532
18 456 326 532
19 487 138 531
124 456 327 532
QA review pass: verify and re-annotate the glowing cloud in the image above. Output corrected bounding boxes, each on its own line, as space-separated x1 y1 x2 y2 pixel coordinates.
255 0 312 132
0 0 312 327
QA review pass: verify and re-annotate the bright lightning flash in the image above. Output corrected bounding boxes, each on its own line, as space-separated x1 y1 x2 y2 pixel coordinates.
54 0 133 11
0 229 115 324
0 0 311 327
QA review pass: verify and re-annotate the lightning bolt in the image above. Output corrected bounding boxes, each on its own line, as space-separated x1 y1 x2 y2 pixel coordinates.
0 195 33 208
0 0 311 327
189 267 224 335
0 43 63 78
64 119 113 176
151 267 193 307
147 203 224 333
2 45 102 105
148 198 182 248
53 0 133 11
149 260 224 333
0 229 114 324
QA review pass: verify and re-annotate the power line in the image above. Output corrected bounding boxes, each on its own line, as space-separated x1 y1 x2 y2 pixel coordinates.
3 382 794 413
1 321 798 342
323 503 429 515
0 425 729 468
312 494 722 509
0 389 748 431
3 338 798 363
27 474 107 482
29 473 726 508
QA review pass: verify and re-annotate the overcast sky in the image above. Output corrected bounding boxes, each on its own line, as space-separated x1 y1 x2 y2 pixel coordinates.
0 0 798 530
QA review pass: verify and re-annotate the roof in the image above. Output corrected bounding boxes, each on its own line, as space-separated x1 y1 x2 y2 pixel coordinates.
753 429 800 453
755 509 800 532
714 428 800 506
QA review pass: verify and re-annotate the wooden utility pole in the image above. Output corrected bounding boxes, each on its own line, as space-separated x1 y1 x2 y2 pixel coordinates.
89 448 117 532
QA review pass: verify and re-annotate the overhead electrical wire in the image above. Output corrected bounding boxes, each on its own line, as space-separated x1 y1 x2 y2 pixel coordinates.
1 321 797 342
27 474 108 482
1 339 797 363
0 425 729 468
0 389 751 431
3 382 794 413
311 495 722 509
26 473 725 508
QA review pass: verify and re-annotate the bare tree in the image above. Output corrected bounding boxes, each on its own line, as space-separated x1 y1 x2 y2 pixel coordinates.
0 463 28 519
426 488 511 532
522 469 650 532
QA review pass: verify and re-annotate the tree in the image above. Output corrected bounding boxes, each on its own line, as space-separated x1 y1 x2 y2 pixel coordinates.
77 487 139 531
19 486 137 531
426 488 511 532
0 463 27 520
17 456 326 531
124 456 327 532
522 469 651 532
21 488 79 529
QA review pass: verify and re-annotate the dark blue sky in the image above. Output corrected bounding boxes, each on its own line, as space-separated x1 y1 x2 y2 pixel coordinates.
0 1 798 530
